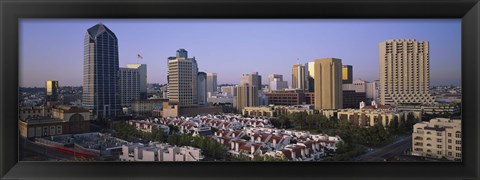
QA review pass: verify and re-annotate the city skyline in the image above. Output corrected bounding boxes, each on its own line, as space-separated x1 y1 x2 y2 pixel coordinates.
20 19 461 87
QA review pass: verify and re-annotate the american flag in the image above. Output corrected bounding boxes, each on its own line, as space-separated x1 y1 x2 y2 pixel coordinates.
137 54 143 59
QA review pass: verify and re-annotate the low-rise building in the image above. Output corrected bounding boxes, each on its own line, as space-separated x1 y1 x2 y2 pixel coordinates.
411 118 461 161
119 142 204 162
19 105 91 138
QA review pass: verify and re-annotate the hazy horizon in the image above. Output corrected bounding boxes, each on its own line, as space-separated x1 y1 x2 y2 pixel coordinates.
20 19 461 88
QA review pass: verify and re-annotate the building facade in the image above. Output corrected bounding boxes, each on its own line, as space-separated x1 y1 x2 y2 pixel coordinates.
167 49 198 106
305 61 315 92
240 72 262 89
19 106 91 138
313 58 343 110
126 64 147 99
82 23 121 119
206 72 218 94
235 84 259 111
411 118 461 160
197 72 207 105
342 65 353 84
265 89 306 106
45 80 59 102
379 39 435 105
119 67 140 107
269 78 289 91
292 64 306 90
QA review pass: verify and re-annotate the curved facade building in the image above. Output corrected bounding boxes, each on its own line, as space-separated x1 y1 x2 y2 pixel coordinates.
82 24 121 119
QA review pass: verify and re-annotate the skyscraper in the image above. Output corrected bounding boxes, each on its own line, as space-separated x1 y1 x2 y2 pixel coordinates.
126 64 147 99
197 72 207 105
167 49 198 106
235 84 259 111
119 67 140 107
240 72 262 88
45 80 59 102
379 39 435 105
305 61 315 92
268 74 288 91
292 64 306 90
313 58 343 110
82 23 121 119
206 73 218 94
342 65 353 84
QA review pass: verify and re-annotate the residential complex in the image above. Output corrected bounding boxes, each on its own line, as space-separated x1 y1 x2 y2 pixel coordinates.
120 142 204 162
411 118 461 160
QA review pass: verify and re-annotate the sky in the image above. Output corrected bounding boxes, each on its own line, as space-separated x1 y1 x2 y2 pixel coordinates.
19 19 461 87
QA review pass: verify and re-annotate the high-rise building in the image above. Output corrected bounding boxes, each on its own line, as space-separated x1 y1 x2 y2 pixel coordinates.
235 84 259 111
269 78 288 91
82 23 121 119
313 58 343 110
126 64 147 99
305 62 315 92
45 80 59 102
197 72 207 105
366 80 379 102
240 72 262 89
268 74 283 83
119 67 140 107
167 49 198 106
206 73 218 94
379 39 435 105
292 64 306 90
342 65 353 84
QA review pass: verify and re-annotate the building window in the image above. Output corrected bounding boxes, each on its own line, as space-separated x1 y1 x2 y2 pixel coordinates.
456 153 462 158
456 147 461 151
448 139 452 143
448 152 452 156
455 132 461 138
437 145 442 149
437 151 442 155
448 145 452 149
456 140 462 145
436 139 442 143
447 133 452 137
437 132 442 136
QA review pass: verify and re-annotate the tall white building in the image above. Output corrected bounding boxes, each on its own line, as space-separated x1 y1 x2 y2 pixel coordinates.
206 73 218 94
167 49 198 106
379 39 435 105
119 67 140 107
126 64 147 99
366 80 379 102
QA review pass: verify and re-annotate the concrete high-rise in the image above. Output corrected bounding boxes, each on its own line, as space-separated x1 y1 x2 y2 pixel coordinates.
268 74 288 91
268 74 283 83
379 39 435 105
197 72 207 105
292 64 306 90
126 64 147 99
45 80 59 102
206 73 217 94
240 72 262 88
119 67 140 107
313 58 343 110
82 23 121 119
342 65 353 84
167 49 198 106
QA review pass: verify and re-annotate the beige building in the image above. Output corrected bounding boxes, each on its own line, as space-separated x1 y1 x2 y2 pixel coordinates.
19 106 91 138
411 118 461 161
291 64 306 90
305 61 315 92
235 84 259 111
313 58 343 110
167 49 198 106
379 39 435 105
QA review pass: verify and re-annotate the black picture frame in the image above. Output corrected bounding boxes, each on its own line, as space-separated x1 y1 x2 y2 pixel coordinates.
1 0 479 179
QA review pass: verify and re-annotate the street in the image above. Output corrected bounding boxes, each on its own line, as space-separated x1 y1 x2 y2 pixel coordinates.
354 135 412 161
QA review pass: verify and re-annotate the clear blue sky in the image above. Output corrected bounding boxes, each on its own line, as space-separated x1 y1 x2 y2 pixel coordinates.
20 19 461 87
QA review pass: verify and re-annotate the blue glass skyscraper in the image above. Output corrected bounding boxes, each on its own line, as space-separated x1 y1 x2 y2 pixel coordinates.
82 24 121 119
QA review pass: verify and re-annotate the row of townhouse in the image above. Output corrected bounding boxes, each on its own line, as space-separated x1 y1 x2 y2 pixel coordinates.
119 142 204 162
125 114 341 161
127 120 170 135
